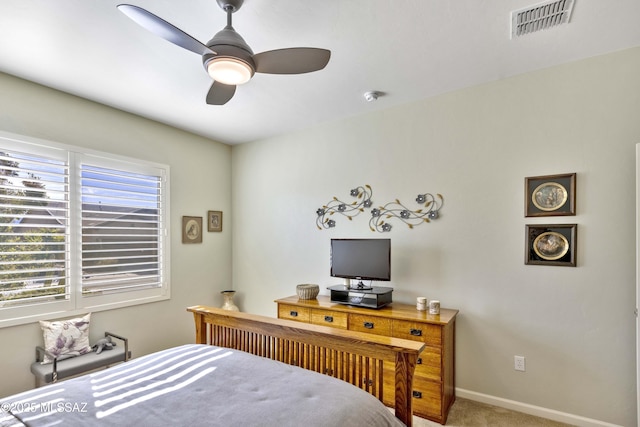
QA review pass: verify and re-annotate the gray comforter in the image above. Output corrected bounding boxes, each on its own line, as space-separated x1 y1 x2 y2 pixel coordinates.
1 344 404 426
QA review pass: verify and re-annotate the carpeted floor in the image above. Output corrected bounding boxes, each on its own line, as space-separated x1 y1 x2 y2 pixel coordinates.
402 398 574 427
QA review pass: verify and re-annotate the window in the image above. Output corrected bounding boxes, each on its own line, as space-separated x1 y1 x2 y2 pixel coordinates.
0 132 170 328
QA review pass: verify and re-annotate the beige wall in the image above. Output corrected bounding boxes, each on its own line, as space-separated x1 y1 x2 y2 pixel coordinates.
0 73 232 397
231 47 640 425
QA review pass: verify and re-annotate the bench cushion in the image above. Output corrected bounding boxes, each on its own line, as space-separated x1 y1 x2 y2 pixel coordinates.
30 347 129 384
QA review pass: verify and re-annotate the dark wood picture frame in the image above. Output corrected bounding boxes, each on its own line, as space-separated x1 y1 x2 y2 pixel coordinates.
182 216 203 244
525 224 577 267
207 210 223 232
525 173 576 217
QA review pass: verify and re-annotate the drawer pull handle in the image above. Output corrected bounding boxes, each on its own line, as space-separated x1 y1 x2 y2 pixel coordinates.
417 358 422 365
324 315 334 323
290 310 298 317
410 328 422 336
364 322 374 329
412 391 423 399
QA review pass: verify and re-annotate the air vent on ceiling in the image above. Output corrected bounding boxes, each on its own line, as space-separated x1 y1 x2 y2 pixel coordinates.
511 0 575 38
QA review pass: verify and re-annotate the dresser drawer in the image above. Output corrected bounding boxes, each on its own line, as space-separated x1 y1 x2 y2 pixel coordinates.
310 309 348 329
278 304 311 322
392 319 442 346
349 314 392 336
411 376 443 419
381 363 443 418
415 346 442 381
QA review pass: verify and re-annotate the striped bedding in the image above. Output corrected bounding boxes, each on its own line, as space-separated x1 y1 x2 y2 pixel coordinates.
1 344 404 427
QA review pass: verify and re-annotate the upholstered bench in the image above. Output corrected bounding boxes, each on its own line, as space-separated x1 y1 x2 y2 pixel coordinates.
30 331 130 387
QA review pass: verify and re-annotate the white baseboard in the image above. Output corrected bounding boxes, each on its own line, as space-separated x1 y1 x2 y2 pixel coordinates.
456 388 623 427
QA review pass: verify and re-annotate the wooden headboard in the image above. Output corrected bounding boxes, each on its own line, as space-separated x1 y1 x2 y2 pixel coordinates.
187 305 425 427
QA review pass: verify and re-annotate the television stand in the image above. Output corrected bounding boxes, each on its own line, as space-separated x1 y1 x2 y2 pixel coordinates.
327 284 392 308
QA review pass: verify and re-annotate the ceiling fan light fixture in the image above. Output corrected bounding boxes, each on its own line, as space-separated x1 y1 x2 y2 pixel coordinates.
207 57 253 85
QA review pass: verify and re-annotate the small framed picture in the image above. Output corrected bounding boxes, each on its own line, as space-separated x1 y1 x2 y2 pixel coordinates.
182 216 203 243
207 210 223 232
525 173 576 217
525 224 577 267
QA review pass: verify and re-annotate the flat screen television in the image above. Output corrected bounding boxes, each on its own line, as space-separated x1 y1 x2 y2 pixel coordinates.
330 238 390 289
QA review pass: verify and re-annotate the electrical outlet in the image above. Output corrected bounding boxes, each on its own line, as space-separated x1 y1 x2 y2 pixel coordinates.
514 355 526 372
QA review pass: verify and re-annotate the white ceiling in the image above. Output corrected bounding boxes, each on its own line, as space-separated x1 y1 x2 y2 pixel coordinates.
1 1 639 145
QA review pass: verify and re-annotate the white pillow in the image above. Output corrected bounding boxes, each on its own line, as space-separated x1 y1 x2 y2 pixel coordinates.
39 313 92 364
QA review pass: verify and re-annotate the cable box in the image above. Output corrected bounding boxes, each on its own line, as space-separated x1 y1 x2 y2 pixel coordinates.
327 285 393 309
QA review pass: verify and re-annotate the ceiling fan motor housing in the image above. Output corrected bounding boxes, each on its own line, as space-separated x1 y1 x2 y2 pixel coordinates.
203 26 256 74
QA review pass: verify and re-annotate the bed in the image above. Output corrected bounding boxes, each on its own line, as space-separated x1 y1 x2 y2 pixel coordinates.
0 306 424 427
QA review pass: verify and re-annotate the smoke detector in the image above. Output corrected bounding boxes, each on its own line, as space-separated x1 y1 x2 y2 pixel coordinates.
511 0 575 38
364 91 380 102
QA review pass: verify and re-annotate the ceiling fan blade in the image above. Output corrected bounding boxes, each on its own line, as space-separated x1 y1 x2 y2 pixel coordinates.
254 48 330 74
117 4 214 56
206 81 237 105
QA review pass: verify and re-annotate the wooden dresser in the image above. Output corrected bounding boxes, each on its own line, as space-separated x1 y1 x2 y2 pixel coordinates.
275 295 458 424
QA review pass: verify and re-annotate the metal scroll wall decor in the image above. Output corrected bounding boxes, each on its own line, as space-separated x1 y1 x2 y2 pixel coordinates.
370 193 444 232
316 185 444 232
316 185 373 230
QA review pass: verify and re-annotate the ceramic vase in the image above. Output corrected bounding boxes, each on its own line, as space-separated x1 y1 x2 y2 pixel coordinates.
220 290 239 311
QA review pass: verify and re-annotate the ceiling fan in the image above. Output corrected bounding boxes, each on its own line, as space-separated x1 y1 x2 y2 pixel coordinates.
117 0 331 105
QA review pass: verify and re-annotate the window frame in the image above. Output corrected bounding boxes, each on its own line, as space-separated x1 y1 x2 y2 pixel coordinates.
0 131 170 329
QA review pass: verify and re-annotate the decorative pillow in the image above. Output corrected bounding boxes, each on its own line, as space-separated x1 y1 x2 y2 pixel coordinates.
39 313 92 364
